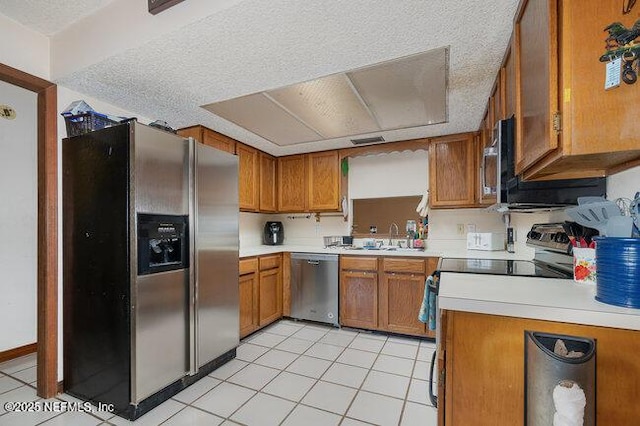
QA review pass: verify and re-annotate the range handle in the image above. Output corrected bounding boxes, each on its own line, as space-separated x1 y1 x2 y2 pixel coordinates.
428 350 438 407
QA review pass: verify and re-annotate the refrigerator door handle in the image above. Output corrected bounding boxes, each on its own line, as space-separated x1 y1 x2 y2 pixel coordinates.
187 137 198 375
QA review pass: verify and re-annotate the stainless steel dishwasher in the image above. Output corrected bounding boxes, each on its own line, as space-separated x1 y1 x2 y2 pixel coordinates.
290 253 339 326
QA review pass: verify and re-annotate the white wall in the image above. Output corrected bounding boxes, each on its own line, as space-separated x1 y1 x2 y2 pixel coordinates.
0 13 49 79
348 150 428 198
0 80 38 352
607 165 640 201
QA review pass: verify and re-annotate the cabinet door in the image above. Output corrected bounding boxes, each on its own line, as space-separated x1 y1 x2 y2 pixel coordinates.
258 268 282 326
239 272 258 338
429 133 477 208
308 150 340 211
177 125 203 142
259 152 277 212
503 43 516 120
203 128 236 154
514 0 559 174
339 271 378 329
237 143 259 211
379 272 426 336
445 311 640 425
560 2 640 158
278 155 307 212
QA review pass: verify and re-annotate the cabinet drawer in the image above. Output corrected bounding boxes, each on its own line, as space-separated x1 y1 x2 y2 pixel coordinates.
382 258 425 274
259 254 281 271
341 256 378 272
239 258 258 275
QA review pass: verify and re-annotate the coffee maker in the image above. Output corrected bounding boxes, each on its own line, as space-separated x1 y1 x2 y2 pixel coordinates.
263 221 284 245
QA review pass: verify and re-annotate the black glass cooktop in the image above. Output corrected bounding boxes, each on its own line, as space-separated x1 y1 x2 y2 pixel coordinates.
438 258 572 279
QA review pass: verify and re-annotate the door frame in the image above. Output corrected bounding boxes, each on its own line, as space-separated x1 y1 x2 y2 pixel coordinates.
0 63 58 398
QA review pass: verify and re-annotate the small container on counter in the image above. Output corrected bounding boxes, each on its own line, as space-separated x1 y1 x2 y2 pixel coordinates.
572 248 596 284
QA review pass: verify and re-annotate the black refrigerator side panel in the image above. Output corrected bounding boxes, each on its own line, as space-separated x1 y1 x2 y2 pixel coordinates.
63 124 131 412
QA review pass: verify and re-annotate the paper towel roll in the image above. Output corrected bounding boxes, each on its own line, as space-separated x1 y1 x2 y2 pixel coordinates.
552 381 586 426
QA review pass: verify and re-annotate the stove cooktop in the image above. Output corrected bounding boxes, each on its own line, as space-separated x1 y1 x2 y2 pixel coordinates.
438 258 572 279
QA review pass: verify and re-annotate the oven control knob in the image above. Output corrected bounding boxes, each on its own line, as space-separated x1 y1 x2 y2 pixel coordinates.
527 231 541 240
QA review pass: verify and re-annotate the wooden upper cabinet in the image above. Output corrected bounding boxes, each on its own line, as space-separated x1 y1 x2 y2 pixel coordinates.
503 42 516 120
176 125 203 142
203 128 236 154
429 133 477 208
278 155 307 212
514 0 640 179
514 0 560 175
177 125 236 154
259 152 277 212
237 143 259 211
308 150 340 211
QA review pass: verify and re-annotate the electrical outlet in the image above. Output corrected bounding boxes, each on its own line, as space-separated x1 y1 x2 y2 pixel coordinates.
315 223 321 236
456 224 465 235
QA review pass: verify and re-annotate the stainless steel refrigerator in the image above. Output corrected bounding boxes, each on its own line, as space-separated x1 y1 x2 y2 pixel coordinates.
63 121 239 420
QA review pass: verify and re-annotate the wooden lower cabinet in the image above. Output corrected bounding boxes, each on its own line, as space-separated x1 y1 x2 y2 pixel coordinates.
340 270 378 329
441 310 640 425
339 256 437 337
239 255 282 337
258 268 282 326
239 272 258 338
379 272 427 336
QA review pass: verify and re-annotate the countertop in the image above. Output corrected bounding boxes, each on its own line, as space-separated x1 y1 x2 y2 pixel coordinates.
438 272 640 331
239 244 528 259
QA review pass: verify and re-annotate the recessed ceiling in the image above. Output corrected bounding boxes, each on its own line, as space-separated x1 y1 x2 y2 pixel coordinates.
0 0 520 156
203 47 448 146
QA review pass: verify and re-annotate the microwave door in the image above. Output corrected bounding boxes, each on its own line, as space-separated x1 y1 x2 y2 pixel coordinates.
481 145 499 204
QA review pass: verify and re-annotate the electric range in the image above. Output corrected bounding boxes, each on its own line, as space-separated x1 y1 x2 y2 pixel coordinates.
436 223 575 279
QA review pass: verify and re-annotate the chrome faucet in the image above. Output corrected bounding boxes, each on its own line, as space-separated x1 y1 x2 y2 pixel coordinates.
388 223 399 246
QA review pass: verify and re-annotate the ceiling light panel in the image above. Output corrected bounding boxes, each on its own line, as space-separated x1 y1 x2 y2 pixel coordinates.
348 47 449 129
203 93 322 146
267 74 381 139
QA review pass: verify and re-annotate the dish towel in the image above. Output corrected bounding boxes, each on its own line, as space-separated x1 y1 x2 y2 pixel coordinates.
416 189 429 217
419 276 436 330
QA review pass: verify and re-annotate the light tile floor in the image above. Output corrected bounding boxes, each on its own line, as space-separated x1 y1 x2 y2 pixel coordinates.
0 319 437 425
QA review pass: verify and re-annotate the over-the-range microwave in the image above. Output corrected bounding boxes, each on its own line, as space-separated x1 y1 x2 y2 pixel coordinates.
481 117 606 212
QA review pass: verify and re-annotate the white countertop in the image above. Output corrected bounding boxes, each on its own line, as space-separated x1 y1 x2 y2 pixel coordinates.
438 272 640 331
240 245 442 258
240 244 528 259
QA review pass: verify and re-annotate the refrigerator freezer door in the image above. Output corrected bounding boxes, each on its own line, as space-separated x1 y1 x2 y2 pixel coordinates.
134 123 189 215
194 142 239 367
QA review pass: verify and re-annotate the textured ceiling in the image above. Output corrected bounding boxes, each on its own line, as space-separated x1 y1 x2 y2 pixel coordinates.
1 0 519 156
0 0 115 35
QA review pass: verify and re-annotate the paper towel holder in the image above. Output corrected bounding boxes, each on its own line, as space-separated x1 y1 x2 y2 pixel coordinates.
524 331 596 426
